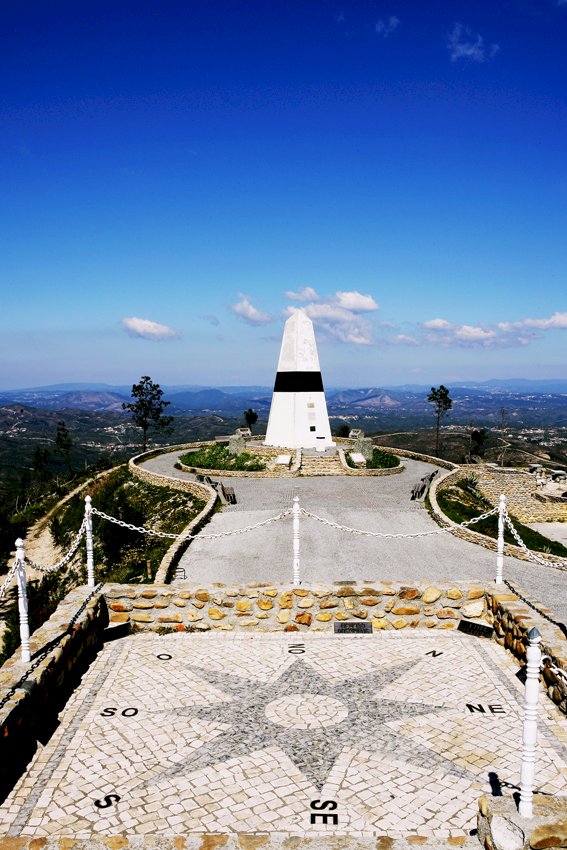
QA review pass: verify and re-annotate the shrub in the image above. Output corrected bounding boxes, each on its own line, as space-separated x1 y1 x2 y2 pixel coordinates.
179 444 266 472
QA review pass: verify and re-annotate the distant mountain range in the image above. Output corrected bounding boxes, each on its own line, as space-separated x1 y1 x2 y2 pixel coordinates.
0 379 566 415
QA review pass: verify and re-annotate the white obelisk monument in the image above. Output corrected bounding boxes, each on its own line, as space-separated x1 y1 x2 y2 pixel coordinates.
264 310 335 450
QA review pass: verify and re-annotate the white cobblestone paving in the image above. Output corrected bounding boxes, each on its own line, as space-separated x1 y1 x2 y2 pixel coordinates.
2 631 566 838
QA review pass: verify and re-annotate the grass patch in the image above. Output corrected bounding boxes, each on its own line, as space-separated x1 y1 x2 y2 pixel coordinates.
346 449 400 469
180 444 266 472
0 468 205 666
437 477 567 557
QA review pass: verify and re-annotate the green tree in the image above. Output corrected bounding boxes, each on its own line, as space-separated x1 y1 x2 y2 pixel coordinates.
123 376 174 452
335 424 350 438
427 385 452 457
55 420 73 472
243 408 258 432
32 445 53 482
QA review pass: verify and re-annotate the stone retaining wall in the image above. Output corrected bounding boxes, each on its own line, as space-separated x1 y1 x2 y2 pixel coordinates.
469 464 567 523
105 580 492 634
0 586 108 802
428 469 566 568
487 588 567 715
362 441 458 471
129 452 218 583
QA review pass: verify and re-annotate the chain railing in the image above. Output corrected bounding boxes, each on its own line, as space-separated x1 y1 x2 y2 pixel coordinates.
299 505 499 538
504 510 567 570
91 506 292 539
2 489 565 663
0 560 19 601
24 518 86 574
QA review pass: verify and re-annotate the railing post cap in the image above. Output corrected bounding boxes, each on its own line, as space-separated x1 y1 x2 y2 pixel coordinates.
15 537 24 547
499 493 507 504
85 495 92 504
527 627 541 643
293 495 299 503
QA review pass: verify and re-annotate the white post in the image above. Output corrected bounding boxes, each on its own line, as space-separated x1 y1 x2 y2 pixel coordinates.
495 493 506 585
85 495 95 588
15 538 31 663
292 496 301 586
518 627 542 818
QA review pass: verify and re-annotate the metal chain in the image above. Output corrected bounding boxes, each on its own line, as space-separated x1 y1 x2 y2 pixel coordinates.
0 583 103 711
24 518 87 574
504 512 567 570
503 579 567 639
91 506 292 540
0 561 19 600
541 655 567 685
299 505 499 539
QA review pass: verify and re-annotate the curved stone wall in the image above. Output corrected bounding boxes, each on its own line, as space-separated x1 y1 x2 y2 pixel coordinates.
428 469 566 567
129 450 218 582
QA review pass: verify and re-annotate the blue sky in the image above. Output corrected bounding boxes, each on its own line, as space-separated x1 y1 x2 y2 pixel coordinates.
1 0 566 389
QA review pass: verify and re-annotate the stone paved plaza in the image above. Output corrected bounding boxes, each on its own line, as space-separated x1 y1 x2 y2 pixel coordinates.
143 452 567 623
2 631 567 839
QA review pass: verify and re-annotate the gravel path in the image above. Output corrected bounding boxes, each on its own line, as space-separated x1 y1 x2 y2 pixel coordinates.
141 451 567 625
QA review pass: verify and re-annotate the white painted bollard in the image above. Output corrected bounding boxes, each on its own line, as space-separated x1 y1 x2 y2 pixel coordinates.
85 495 95 588
292 496 301 585
518 627 542 818
495 493 506 585
15 538 31 663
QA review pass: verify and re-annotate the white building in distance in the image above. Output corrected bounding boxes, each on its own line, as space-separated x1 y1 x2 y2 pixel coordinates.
264 310 335 450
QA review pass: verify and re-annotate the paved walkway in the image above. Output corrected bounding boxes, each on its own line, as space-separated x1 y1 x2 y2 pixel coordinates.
2 631 566 839
142 452 567 624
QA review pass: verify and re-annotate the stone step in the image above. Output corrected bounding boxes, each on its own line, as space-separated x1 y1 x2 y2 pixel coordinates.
299 455 346 476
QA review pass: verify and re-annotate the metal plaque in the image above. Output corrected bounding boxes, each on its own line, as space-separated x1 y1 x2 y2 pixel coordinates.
458 620 494 639
334 622 373 634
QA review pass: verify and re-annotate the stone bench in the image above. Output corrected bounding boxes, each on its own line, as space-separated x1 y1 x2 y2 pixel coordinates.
275 454 292 468
349 452 366 468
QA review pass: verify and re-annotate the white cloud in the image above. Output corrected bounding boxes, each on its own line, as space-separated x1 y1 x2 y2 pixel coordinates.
499 311 567 331
286 303 374 345
230 295 272 326
283 286 319 302
375 16 400 38
387 334 419 346
333 290 379 312
454 324 496 342
448 23 499 63
121 317 180 341
283 289 380 345
423 318 453 330
423 317 534 349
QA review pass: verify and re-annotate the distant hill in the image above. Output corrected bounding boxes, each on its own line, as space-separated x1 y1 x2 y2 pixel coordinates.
327 388 401 409
0 390 128 412
168 389 271 413
54 391 128 412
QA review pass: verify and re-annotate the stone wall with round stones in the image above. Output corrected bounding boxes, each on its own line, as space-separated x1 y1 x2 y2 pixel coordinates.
105 580 490 633
103 580 567 715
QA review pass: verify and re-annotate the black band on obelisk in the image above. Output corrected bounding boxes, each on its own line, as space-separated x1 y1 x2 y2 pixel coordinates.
273 371 324 393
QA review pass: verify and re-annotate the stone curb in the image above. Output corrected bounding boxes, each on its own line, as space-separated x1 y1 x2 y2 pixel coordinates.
0 835 481 849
